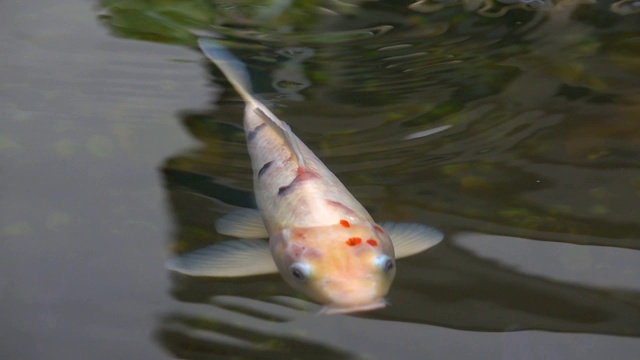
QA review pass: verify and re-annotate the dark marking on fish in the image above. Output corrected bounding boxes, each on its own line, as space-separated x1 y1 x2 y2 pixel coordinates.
278 171 300 195
247 123 266 142
278 184 291 196
277 168 318 196
258 161 273 178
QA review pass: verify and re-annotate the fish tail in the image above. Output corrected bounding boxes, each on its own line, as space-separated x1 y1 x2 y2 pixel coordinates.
198 38 255 104
199 38 306 168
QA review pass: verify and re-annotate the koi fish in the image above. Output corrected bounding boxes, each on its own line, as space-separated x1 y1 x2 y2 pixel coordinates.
166 38 443 314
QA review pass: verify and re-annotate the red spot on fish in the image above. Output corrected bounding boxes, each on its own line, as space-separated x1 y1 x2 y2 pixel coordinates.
374 225 384 234
296 169 317 181
366 239 378 247
346 237 362 246
340 219 350 228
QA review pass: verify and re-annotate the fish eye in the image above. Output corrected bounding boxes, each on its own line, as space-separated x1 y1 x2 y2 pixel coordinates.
375 255 395 274
290 262 311 281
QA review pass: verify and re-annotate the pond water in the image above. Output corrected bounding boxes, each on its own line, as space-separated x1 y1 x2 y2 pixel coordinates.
2 0 640 359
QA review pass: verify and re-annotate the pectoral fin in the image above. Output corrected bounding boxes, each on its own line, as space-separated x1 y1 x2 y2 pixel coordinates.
382 222 444 259
165 239 278 277
215 208 269 238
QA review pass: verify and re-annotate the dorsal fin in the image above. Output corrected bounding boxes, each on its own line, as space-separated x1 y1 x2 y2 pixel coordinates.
199 38 306 168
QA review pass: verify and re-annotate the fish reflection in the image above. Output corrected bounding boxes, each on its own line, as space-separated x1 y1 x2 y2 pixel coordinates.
156 295 640 359
157 298 354 359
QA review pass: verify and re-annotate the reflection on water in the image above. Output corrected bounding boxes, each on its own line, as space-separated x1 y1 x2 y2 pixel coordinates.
99 0 640 358
455 233 640 291
156 295 640 359
157 298 353 359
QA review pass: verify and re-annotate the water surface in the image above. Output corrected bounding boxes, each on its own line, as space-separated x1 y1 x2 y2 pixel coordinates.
2 0 640 359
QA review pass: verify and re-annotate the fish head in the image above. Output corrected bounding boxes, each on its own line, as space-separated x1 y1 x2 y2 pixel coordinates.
270 222 395 314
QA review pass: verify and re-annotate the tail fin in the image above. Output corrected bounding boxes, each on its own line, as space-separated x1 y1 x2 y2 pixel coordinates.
199 38 306 167
198 38 256 103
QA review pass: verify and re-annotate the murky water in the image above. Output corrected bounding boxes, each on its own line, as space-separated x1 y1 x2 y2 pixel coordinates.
2 0 639 359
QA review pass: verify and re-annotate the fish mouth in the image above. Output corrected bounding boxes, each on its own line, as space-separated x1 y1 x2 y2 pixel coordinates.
319 299 387 315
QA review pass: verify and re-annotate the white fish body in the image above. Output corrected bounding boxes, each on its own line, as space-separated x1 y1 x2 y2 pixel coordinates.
166 39 443 314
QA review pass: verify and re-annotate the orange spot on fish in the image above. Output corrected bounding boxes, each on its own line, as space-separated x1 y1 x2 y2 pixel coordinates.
340 219 350 228
346 237 362 246
366 239 378 247
374 225 384 234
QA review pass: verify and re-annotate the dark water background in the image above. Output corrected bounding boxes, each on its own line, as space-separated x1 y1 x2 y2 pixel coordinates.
2 0 640 359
